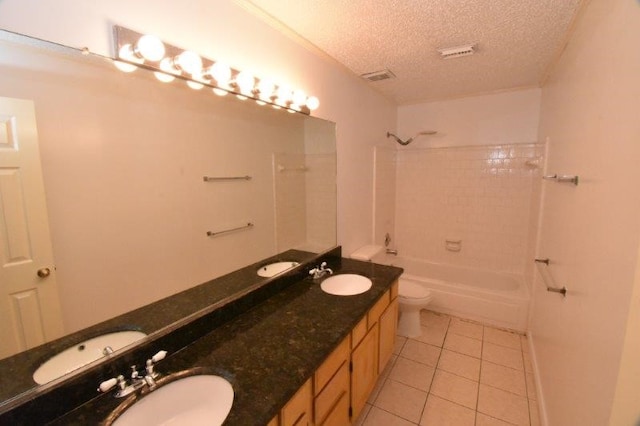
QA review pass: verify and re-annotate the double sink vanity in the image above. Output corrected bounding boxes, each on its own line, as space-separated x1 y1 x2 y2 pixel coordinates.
0 247 403 425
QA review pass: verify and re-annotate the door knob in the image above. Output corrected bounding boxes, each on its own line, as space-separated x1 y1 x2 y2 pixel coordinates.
37 268 51 278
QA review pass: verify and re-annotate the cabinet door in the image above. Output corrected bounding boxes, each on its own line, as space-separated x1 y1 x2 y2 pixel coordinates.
351 325 379 420
378 297 399 373
315 362 349 425
292 412 310 426
281 379 312 426
321 391 350 426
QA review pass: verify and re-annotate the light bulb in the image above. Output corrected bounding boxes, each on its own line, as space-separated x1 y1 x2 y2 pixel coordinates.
118 44 144 64
306 96 320 111
213 87 228 96
277 85 292 103
113 60 137 73
292 90 307 106
187 80 204 90
236 71 255 95
136 35 165 61
210 62 231 85
175 51 202 75
154 71 175 83
160 58 180 75
191 71 210 85
258 78 275 101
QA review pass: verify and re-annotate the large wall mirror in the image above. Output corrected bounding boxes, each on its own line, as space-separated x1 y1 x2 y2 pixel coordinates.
0 30 336 404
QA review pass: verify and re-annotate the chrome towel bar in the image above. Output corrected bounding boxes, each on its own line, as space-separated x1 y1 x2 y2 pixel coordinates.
206 222 254 237
534 258 567 297
203 175 252 181
277 164 308 173
542 174 579 186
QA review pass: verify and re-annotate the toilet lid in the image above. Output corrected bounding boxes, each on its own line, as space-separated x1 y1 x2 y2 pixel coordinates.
399 281 431 299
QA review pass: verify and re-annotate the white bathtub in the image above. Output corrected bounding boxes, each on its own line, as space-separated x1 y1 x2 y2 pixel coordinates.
372 254 529 332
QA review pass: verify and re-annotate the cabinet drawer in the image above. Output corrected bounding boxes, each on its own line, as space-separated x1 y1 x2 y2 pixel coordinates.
367 290 390 329
281 379 312 426
319 389 350 426
314 362 349 424
315 335 349 394
351 316 368 349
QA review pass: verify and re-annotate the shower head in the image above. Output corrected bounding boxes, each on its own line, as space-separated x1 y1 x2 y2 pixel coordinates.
387 130 437 146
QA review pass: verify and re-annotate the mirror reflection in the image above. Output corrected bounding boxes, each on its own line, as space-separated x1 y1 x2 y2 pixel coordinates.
0 30 336 400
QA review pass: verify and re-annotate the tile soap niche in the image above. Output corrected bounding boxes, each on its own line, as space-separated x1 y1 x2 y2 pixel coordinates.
445 239 462 252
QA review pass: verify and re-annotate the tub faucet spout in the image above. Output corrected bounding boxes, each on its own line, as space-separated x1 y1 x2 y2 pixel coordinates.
386 249 398 256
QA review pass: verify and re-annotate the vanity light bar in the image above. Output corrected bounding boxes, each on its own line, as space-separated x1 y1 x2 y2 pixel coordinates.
112 26 320 115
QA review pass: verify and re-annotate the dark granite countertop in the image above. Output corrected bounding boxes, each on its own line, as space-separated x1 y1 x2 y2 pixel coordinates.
0 249 320 406
48 257 403 425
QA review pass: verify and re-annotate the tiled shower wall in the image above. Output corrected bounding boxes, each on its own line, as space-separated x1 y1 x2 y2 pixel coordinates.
393 144 543 274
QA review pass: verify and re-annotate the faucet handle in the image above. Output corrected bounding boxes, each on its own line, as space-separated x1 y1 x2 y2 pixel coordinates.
151 350 167 363
146 350 168 377
98 374 126 393
98 377 118 393
320 262 327 269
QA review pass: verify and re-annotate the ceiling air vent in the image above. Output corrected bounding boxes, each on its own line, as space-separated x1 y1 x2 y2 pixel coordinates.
360 69 396 82
438 44 476 59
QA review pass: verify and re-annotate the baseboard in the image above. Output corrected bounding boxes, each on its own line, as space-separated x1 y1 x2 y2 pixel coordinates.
527 330 548 426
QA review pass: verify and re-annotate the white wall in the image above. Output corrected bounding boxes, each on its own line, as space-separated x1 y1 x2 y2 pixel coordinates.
532 0 640 424
0 0 396 256
397 88 541 149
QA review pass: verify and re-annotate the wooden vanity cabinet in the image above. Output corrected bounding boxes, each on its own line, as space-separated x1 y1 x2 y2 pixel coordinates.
351 281 399 421
378 297 399 373
275 280 399 426
281 379 313 426
314 336 351 425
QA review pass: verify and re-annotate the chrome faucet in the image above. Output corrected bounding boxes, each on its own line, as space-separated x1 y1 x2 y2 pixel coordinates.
385 248 398 256
309 262 333 279
98 350 167 397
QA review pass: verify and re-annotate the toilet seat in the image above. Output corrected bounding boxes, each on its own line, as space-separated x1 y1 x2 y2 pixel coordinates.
399 280 431 299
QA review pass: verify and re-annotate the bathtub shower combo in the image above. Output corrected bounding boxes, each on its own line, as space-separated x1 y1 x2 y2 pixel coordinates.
352 246 529 334
360 143 540 334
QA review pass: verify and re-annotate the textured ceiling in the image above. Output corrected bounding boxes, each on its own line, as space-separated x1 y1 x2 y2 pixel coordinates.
244 0 583 104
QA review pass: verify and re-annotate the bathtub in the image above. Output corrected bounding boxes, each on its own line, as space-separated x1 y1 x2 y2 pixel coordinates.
372 254 529 332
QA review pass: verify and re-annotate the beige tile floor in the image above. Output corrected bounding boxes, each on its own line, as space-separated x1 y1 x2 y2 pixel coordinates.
355 310 540 426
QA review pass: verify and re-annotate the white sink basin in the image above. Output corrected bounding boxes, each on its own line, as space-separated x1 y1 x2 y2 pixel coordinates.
257 261 300 277
112 375 234 426
321 274 373 296
33 330 147 385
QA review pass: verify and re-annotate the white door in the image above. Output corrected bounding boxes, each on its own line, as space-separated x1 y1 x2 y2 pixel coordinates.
0 97 64 360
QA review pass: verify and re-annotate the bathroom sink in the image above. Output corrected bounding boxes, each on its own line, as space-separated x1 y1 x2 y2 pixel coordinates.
33 330 147 385
321 274 373 296
257 261 300 277
111 375 234 426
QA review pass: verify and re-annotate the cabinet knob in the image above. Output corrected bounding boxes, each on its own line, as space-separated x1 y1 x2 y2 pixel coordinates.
37 268 51 278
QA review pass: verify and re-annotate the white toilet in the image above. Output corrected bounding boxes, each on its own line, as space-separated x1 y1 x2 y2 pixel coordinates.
350 245 433 338
396 280 433 338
